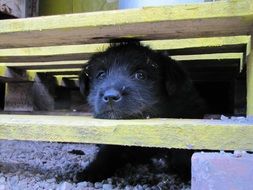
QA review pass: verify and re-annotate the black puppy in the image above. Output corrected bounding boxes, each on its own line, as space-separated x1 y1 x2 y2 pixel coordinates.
78 41 206 182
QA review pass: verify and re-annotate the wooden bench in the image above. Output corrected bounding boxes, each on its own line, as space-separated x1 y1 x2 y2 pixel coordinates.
0 0 253 150
0 0 252 151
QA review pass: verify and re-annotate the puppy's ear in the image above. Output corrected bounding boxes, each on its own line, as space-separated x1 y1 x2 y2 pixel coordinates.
164 58 189 96
79 66 90 97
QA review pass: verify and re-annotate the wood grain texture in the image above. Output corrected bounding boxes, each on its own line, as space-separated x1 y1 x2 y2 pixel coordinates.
247 36 253 116
0 114 252 150
0 0 252 48
0 36 249 62
0 61 86 70
4 83 33 111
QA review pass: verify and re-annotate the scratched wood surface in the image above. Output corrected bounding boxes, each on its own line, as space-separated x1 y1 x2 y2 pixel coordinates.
0 0 252 48
0 36 249 62
0 114 252 150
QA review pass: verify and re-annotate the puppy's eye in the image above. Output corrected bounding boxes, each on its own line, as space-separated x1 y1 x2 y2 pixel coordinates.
96 71 106 80
134 71 146 80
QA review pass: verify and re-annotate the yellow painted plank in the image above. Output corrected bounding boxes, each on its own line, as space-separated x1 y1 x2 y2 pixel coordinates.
0 114 252 150
0 66 37 81
0 66 32 81
54 75 78 78
27 68 82 73
27 69 81 77
0 61 87 70
0 66 7 77
247 36 253 116
2 53 242 69
145 36 250 54
0 66 78 85
0 0 252 48
0 36 249 56
172 53 243 61
55 77 79 87
0 44 105 56
173 53 244 71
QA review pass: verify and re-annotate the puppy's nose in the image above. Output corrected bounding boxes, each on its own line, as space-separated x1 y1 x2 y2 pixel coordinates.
103 89 122 103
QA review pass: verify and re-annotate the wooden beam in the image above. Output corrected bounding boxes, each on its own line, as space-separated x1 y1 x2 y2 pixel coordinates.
4 82 34 111
0 114 252 150
173 53 243 61
147 36 249 56
1 61 86 69
0 56 241 83
247 36 253 116
0 44 103 62
0 36 249 62
173 53 243 71
0 0 252 48
56 77 79 88
0 66 30 82
2 53 243 70
54 75 78 79
0 66 78 89
27 68 81 76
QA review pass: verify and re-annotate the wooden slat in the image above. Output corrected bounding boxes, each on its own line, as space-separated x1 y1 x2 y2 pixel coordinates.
0 66 31 82
1 61 86 70
0 56 241 82
0 66 79 89
2 53 242 70
27 68 82 75
0 45 245 63
0 0 252 48
53 75 78 79
247 36 253 116
0 36 249 62
55 77 79 88
173 53 243 61
0 114 252 150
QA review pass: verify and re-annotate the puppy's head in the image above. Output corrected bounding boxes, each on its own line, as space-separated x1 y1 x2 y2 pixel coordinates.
79 41 190 119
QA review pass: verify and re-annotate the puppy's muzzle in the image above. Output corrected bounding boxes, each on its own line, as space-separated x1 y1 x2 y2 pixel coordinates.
102 88 122 104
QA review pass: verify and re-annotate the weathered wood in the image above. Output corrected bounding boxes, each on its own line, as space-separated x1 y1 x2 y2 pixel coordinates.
0 55 242 83
247 36 253 116
0 0 252 48
0 66 30 82
32 74 55 111
53 75 78 79
56 77 79 88
27 68 82 75
173 53 243 71
0 114 252 150
4 82 34 111
4 74 56 111
1 61 86 70
0 66 80 90
173 53 243 61
27 69 81 81
2 53 243 70
0 36 249 62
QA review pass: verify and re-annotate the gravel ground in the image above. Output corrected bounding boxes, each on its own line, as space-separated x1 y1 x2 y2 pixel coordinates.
0 140 190 190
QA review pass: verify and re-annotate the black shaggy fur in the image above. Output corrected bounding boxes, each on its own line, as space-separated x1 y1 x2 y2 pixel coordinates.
78 40 206 182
